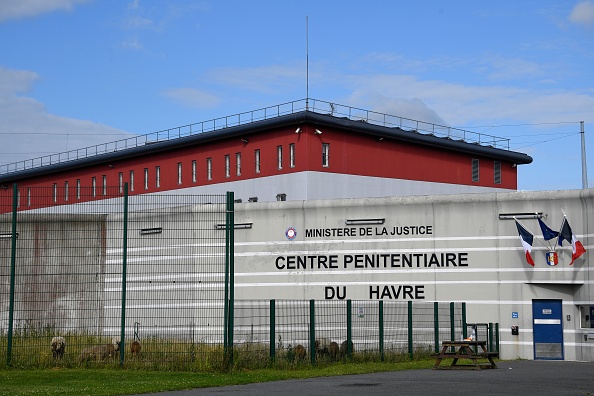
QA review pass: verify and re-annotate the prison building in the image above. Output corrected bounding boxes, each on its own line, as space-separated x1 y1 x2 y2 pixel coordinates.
0 100 532 211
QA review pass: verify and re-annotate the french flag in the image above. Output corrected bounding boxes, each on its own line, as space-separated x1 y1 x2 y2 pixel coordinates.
558 217 586 265
515 220 535 267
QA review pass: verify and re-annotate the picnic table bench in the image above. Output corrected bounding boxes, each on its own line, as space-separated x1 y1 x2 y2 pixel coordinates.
432 340 498 370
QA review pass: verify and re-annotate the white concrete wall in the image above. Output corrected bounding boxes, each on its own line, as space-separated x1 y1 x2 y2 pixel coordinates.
231 188 593 361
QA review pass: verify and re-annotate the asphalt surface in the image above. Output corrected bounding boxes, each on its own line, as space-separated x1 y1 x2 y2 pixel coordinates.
137 360 594 396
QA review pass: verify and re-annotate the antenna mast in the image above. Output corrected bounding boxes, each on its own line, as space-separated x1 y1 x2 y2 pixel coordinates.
306 16 309 111
581 121 588 189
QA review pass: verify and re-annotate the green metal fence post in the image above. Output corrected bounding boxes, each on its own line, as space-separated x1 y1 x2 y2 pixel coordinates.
433 302 439 354
450 302 455 343
309 300 316 365
270 299 275 363
224 191 235 366
6 183 18 366
408 301 413 360
223 193 230 361
462 302 467 339
228 192 235 365
379 301 384 362
488 322 494 352
346 300 352 359
119 183 129 368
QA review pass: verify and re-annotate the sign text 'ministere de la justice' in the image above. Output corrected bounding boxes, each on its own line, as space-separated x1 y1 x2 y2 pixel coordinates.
273 224 470 301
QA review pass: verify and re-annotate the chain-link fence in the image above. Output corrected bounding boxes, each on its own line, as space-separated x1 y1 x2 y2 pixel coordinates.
1 184 498 370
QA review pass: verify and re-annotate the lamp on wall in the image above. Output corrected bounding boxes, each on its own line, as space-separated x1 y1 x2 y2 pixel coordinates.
241 138 249 143
314 129 323 135
295 127 301 134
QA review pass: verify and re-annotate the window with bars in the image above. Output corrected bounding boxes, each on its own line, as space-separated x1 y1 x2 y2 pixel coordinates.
102 175 107 196
207 158 212 180
255 149 260 173
130 170 135 192
76 179 81 199
494 161 501 184
192 160 197 183
91 177 96 197
225 154 230 178
118 172 123 193
277 145 283 170
155 166 161 188
144 168 149 190
177 162 182 184
64 181 69 201
322 143 330 167
289 143 295 168
53 183 58 202
472 159 479 182
236 153 241 176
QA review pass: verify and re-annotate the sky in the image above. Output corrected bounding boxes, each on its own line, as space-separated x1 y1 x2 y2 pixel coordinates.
0 0 593 191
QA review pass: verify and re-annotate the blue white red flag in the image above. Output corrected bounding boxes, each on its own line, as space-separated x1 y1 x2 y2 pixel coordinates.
515 220 535 266
538 218 559 241
558 217 586 265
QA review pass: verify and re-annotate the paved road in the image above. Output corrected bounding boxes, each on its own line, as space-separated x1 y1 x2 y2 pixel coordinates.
137 360 594 396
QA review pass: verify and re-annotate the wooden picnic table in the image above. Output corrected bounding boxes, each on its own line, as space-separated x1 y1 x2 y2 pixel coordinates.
433 340 498 370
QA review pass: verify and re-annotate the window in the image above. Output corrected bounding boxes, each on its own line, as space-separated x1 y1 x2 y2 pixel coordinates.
129 170 135 192
472 159 480 182
494 161 501 184
76 179 81 200
579 306 594 329
53 183 57 202
155 166 161 188
91 177 96 197
144 168 149 190
64 181 69 201
206 158 212 180
27 187 31 207
102 175 107 196
322 143 330 167
255 149 260 173
177 162 183 185
225 154 230 178
118 172 123 193
16 189 20 208
277 145 283 170
192 160 197 183
236 153 241 176
289 143 295 168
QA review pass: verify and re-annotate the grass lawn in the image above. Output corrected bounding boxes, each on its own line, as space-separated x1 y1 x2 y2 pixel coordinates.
0 360 435 396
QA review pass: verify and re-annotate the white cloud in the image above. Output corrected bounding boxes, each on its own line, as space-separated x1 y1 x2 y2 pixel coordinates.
0 0 90 23
207 65 303 94
569 1 594 27
0 66 131 166
162 87 221 108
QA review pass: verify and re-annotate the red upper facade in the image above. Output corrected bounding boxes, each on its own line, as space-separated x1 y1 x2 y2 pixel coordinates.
0 101 532 212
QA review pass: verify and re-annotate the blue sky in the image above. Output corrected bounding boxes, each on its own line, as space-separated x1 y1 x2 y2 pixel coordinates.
0 0 593 191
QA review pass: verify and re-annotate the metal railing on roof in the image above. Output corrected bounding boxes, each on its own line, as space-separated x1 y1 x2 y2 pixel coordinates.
0 98 510 176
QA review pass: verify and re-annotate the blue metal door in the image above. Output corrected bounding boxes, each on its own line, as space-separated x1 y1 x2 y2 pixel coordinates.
532 299 564 360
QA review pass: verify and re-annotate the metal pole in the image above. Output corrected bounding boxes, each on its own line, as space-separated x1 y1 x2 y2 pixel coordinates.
581 121 588 189
346 300 352 359
309 299 316 365
434 302 439 354
408 301 413 360
228 191 234 365
6 183 18 366
119 183 129 367
379 301 384 362
270 300 275 362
